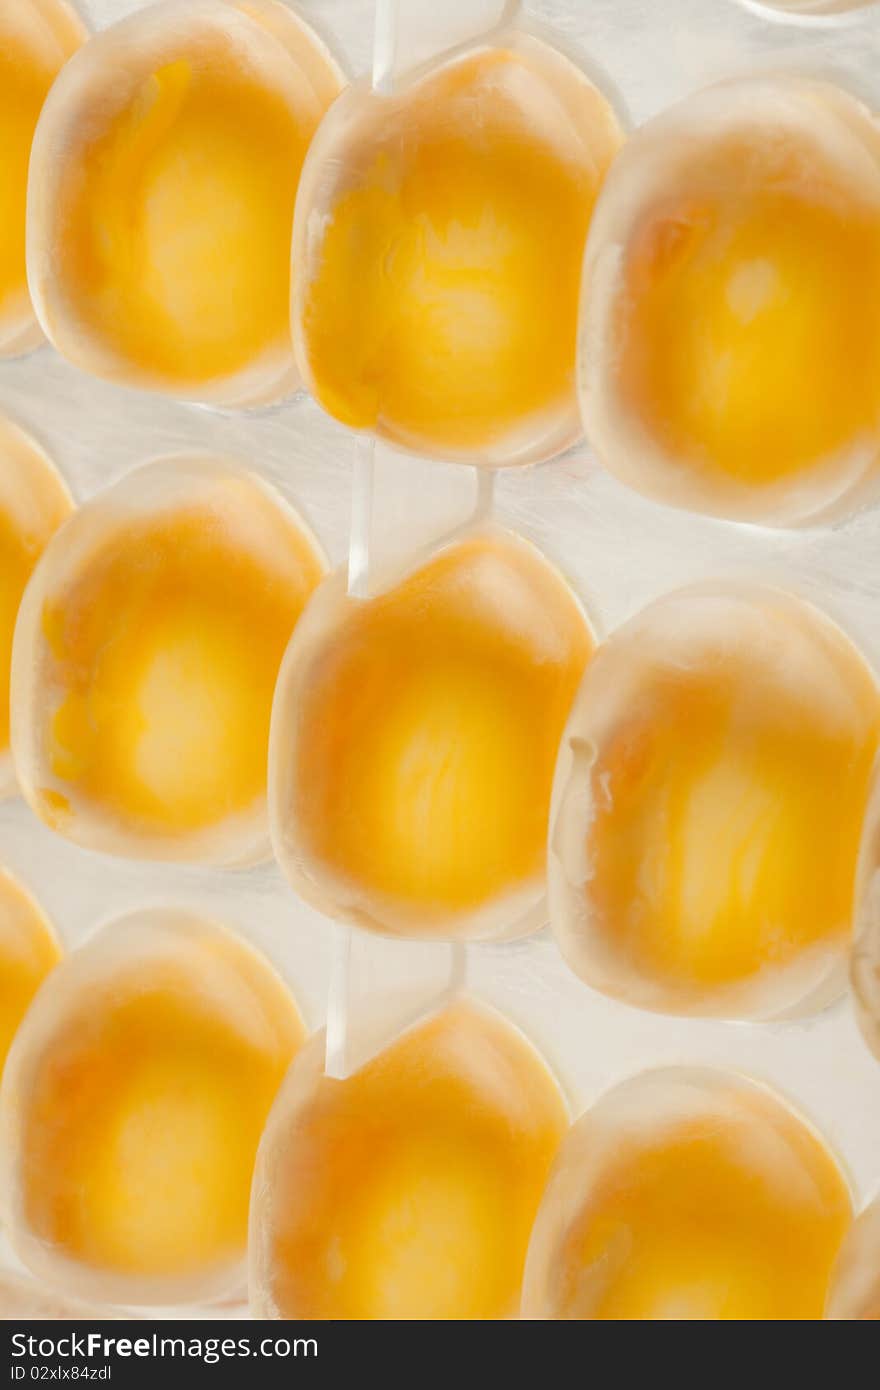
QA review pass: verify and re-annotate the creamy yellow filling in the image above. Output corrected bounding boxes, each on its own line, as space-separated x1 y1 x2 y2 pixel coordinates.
39 499 322 838
292 535 591 917
0 869 60 1077
261 1004 567 1319
618 133 880 485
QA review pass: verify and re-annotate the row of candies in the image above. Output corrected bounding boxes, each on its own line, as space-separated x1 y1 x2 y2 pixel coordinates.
6 429 880 1028
4 420 880 1317
0 894 878 1319
6 2 880 524
6 1 880 1029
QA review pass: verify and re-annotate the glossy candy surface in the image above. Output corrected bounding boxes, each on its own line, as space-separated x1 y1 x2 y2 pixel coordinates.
549 584 880 1017
12 456 325 864
1 909 305 1306
0 868 61 1081
0 0 86 358
827 1194 880 1319
294 31 622 465
0 415 72 798
523 1067 852 1320
27 0 343 405
271 529 593 939
581 78 880 523
850 760 880 1063
250 1000 568 1319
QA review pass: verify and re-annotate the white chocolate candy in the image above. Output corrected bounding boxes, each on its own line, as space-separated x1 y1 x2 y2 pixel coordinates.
0 0 87 358
523 1067 852 1320
827 1195 880 1319
549 583 880 1018
1 909 305 1307
0 867 61 1083
580 77 880 524
12 455 325 865
250 999 568 1320
27 0 343 405
0 414 72 799
292 27 622 465
270 528 593 940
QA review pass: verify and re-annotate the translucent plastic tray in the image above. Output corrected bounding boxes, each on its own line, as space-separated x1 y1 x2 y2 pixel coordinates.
3 0 880 1318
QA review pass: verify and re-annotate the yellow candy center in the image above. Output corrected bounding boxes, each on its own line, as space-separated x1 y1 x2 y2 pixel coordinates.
0 871 60 1076
20 948 302 1281
301 51 618 456
263 1005 567 1320
293 536 591 918
42 503 322 836
618 135 880 484
0 4 83 326
0 508 33 755
588 660 879 992
58 48 318 385
557 1099 851 1320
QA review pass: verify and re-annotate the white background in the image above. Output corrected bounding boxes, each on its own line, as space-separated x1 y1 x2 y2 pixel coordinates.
2 0 880 1315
